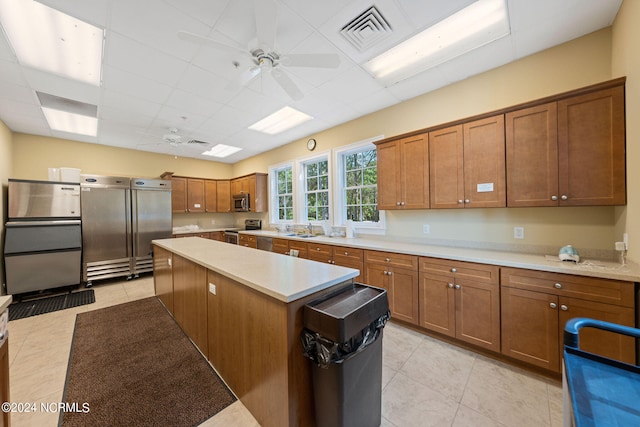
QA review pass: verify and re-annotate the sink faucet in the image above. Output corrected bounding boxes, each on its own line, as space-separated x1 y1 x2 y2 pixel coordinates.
306 222 312 235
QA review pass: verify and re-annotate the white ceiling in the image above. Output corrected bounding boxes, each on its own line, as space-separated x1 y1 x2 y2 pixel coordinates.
0 0 622 163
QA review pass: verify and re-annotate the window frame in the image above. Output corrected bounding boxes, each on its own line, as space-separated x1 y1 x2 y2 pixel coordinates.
268 161 295 225
332 136 385 234
295 151 332 224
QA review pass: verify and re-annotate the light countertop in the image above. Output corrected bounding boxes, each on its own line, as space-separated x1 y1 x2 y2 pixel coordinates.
0 296 12 314
239 230 640 283
153 237 358 302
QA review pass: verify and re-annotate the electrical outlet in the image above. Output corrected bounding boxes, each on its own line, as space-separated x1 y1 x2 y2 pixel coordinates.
208 283 216 295
423 224 430 234
624 232 629 250
514 227 524 239
210 219 216 225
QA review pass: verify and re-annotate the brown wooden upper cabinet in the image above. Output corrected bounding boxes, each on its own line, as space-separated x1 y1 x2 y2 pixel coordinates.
429 114 506 208
171 177 205 213
377 133 429 210
231 173 268 212
506 85 625 206
216 180 231 213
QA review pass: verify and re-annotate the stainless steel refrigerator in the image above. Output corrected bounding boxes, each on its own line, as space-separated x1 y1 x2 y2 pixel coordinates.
80 175 171 286
4 179 82 294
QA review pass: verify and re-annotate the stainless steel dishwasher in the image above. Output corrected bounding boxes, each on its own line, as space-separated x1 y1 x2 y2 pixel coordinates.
257 236 272 251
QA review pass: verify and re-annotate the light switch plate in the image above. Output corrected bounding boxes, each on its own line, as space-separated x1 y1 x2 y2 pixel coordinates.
514 227 524 239
208 283 216 295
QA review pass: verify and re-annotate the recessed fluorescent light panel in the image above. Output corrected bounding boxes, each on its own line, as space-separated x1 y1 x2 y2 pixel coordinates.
248 106 313 135
0 0 104 86
202 144 242 158
363 0 510 84
42 108 98 136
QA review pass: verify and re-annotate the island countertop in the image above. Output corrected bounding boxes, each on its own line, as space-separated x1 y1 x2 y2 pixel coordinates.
153 237 359 302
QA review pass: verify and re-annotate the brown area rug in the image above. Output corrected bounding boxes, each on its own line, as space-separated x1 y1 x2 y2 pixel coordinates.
59 297 236 426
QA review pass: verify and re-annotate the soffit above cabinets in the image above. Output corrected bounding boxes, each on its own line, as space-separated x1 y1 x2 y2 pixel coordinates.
0 0 622 163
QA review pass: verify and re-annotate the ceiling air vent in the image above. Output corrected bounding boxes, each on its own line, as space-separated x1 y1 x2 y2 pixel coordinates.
340 6 393 53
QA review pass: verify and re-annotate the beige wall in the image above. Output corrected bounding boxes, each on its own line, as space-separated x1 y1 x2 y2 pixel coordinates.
612 0 640 261
1 119 13 289
12 133 233 180
234 28 623 256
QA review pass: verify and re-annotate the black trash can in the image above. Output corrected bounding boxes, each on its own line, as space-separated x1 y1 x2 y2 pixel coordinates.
301 283 390 427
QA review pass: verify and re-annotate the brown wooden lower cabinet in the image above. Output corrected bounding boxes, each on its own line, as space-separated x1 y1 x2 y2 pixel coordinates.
363 251 419 325
418 258 500 352
501 267 635 373
239 234 257 248
272 238 290 255
153 246 174 313
172 254 208 357
307 243 364 282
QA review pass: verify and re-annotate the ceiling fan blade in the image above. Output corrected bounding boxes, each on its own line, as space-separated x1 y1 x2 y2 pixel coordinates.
225 66 262 91
254 0 277 51
280 53 341 68
271 68 303 101
177 30 246 56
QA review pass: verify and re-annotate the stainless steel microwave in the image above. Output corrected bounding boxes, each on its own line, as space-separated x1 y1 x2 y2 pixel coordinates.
233 193 250 212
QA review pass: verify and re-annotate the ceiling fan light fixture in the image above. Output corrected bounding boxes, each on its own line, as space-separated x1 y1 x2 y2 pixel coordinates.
363 0 509 84
202 144 242 158
248 106 313 135
0 0 104 86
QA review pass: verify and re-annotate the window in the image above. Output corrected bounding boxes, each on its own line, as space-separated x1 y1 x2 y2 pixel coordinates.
344 148 379 222
269 163 293 222
303 158 329 221
333 136 385 232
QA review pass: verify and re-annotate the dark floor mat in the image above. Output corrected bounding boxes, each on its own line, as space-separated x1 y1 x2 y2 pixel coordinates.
8 290 95 321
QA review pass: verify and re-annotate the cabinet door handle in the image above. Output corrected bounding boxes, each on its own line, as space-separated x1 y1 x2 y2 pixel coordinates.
551 195 558 201
383 271 388 275
448 283 454 288
455 284 461 290
344 252 349 255
458 200 463 204
388 271 393 276
554 283 562 289
464 199 470 204
549 302 557 309
561 195 568 201
385 258 391 262
451 268 457 273
560 305 568 311
400 201 405 206
396 202 401 206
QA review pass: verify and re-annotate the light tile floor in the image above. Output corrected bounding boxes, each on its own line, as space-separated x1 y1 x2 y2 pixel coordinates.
7 277 563 426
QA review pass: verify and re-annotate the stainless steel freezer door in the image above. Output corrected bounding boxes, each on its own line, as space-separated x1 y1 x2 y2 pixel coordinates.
80 187 132 262
132 189 172 259
5 250 82 294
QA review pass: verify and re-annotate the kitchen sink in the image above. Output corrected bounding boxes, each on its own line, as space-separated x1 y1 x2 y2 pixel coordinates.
282 233 316 238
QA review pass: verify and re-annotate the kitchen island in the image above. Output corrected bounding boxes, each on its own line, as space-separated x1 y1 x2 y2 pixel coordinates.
152 237 359 427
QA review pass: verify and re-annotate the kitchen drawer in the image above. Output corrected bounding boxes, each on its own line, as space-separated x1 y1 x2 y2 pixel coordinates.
332 246 364 263
239 234 257 248
272 238 289 254
501 267 635 307
288 241 308 258
365 250 418 270
419 257 499 284
308 243 332 259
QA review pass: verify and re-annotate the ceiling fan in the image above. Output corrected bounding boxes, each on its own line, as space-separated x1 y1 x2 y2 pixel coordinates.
177 0 340 101
162 128 209 147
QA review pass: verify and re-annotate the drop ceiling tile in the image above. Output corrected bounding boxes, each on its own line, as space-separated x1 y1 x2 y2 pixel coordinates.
37 0 109 27
151 105 210 131
100 90 163 120
102 65 173 105
315 66 384 101
164 0 231 27
104 33 190 86
398 0 476 31
385 66 449 101
109 0 210 61
22 68 101 105
176 65 234 103
162 88 224 119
